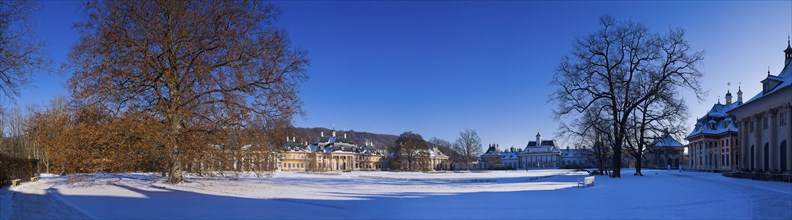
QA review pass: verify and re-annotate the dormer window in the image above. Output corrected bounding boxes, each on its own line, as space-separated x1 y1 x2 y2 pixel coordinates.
761 75 783 94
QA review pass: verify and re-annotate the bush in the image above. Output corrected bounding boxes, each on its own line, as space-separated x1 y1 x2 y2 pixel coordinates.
0 152 40 187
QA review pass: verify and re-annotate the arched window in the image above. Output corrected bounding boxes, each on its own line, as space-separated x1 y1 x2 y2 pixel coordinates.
781 141 788 172
750 145 755 171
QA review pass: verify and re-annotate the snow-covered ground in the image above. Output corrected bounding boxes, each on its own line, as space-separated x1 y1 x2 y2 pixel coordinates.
2 169 791 219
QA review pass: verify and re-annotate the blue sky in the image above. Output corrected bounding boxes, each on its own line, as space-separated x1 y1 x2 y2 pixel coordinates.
11 0 792 149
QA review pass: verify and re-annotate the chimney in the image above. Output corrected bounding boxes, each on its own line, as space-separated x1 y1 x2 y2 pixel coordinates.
321 132 324 137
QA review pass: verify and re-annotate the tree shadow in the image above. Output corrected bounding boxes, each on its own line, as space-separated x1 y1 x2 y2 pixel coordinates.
28 173 591 219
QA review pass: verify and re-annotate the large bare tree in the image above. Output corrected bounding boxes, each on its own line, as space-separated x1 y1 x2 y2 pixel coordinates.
454 129 482 170
67 1 308 183
0 0 47 102
552 15 703 178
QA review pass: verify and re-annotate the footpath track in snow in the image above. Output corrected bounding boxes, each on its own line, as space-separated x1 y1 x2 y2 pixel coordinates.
1 181 92 220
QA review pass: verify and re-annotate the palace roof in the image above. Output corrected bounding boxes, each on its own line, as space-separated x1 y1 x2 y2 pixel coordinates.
743 61 792 104
651 134 684 148
687 101 740 138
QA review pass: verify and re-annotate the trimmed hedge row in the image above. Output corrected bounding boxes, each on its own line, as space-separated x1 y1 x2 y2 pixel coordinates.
722 171 792 183
0 152 40 187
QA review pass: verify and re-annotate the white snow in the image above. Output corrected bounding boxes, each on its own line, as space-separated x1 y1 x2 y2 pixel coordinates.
2 169 791 219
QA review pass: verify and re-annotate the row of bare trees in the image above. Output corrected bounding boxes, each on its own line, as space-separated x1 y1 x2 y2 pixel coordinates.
392 129 484 171
0 1 307 183
552 15 703 177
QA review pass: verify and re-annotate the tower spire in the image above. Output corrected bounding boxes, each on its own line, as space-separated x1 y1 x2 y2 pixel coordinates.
725 82 733 105
785 35 792 66
737 82 743 103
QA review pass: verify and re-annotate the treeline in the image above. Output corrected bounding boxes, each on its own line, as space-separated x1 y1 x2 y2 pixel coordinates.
1 97 289 178
0 1 307 183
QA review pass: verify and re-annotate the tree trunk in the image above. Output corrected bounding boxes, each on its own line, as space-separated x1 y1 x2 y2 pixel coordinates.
634 153 643 176
612 138 622 178
166 114 184 183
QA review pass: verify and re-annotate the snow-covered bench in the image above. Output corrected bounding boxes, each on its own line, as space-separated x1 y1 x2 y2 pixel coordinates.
30 177 39 182
11 179 22 187
577 176 594 188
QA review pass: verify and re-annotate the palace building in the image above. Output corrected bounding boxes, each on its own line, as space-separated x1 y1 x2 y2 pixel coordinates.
478 144 520 169
279 131 385 172
686 90 742 171
520 133 562 168
728 40 792 174
560 146 594 168
476 133 562 169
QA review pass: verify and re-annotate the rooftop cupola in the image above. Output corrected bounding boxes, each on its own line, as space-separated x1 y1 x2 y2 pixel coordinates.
535 132 542 146
725 90 732 105
737 85 743 103
785 35 792 66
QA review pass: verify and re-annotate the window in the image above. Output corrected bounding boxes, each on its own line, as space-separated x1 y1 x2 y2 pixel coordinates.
722 155 725 166
751 121 755 132
763 117 768 129
781 113 788 126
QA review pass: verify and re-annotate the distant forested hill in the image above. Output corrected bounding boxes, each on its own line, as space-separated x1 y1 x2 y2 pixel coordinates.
290 127 398 150
290 127 464 162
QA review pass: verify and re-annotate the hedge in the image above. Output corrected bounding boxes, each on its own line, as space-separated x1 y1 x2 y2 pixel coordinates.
0 152 40 187
722 171 792 183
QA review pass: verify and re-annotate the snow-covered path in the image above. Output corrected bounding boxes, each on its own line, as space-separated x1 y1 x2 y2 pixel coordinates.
1 181 91 220
2 169 790 219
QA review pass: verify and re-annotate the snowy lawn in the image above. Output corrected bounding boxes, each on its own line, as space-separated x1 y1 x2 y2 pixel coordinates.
2 169 791 219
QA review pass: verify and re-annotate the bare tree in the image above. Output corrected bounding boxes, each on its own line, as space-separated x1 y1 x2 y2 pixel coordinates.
67 1 308 183
4 107 28 157
624 86 689 176
552 15 703 177
559 106 612 175
391 132 428 171
454 129 482 170
0 0 48 101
